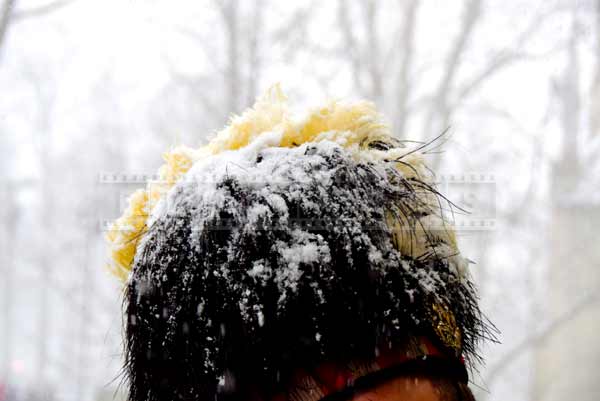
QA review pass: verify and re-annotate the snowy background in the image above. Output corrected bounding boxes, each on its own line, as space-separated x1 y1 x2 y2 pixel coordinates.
0 1 599 401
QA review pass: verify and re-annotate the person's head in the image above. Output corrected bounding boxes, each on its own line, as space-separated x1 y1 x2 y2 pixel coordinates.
106 86 492 401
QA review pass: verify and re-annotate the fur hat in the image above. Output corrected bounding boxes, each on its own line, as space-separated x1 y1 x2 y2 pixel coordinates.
106 85 493 401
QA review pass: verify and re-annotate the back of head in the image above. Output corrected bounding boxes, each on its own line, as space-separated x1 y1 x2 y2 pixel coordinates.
106 86 492 401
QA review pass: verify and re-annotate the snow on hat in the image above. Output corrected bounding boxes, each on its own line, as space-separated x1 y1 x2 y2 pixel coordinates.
106 85 492 401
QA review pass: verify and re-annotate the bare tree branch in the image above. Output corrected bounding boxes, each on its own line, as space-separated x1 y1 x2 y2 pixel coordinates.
216 0 241 113
457 5 559 102
554 10 581 170
465 102 546 225
394 0 420 137
0 0 15 54
364 0 381 101
485 292 599 385
437 0 482 98
271 2 316 62
1 0 77 60
338 0 365 95
246 0 264 107
13 0 74 21
589 0 600 139
424 0 482 169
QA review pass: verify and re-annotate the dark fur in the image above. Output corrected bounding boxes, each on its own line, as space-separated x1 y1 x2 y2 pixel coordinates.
122 143 493 401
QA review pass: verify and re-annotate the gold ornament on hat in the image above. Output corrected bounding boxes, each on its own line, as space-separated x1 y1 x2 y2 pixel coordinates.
429 302 462 355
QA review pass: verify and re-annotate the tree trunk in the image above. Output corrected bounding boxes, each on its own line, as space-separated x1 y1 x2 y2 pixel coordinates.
533 9 600 401
0 0 15 57
1 180 17 381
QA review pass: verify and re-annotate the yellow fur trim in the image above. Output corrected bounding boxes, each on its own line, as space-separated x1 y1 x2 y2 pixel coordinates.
105 84 460 282
106 189 149 282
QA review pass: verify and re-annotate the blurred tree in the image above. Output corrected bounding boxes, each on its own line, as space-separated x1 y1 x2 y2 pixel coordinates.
0 142 19 387
533 3 600 401
160 0 266 142
0 0 75 59
0 0 15 56
336 0 553 170
591 0 600 138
